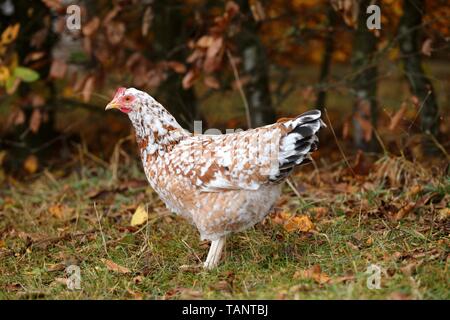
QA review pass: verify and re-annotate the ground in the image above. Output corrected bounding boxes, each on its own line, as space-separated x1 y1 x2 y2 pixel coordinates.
0 153 448 300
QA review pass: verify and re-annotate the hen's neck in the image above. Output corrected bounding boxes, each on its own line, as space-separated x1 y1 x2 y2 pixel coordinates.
130 101 190 156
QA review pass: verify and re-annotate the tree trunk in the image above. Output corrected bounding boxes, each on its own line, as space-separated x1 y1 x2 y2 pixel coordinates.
398 0 440 153
351 0 378 151
237 0 276 128
315 4 337 111
152 1 200 131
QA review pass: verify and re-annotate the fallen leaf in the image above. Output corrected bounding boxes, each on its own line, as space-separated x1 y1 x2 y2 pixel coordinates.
179 264 202 273
407 185 422 198
130 204 148 227
284 214 314 233
127 288 143 300
392 202 415 221
5 282 23 292
133 275 143 284
23 155 38 174
1 23 20 45
178 287 203 299
437 208 450 221
48 204 73 220
293 265 330 284
308 207 328 219
101 258 131 274
331 273 355 284
46 263 66 272
53 277 68 286
210 280 232 293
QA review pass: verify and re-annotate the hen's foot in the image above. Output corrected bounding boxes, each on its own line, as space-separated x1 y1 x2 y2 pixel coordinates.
203 237 226 270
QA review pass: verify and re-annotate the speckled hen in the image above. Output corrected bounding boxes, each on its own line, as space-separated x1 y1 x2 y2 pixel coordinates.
106 88 325 269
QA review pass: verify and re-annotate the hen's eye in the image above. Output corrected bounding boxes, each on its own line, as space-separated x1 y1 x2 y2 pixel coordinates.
124 96 131 102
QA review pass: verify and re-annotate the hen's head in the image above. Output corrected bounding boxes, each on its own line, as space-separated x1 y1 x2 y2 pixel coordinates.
105 87 185 141
105 87 152 115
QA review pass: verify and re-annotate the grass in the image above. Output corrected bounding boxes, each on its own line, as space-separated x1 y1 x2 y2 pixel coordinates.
0 153 448 300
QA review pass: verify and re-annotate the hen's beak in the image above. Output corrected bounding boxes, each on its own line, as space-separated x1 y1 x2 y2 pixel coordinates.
105 101 120 110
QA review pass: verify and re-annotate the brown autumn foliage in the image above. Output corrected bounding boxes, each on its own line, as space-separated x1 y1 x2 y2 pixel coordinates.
0 0 448 174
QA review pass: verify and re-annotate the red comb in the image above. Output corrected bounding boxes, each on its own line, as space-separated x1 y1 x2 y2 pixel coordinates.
114 87 126 97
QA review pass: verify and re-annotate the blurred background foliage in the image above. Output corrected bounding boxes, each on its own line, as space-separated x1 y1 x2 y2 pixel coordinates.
0 0 448 176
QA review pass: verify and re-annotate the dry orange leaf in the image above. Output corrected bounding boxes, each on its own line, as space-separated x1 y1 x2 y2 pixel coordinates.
130 204 148 227
437 208 450 221
23 155 38 174
46 263 66 272
309 207 328 219
101 258 131 274
1 23 20 45
49 204 64 219
392 202 415 221
49 204 73 220
294 265 330 284
283 214 314 233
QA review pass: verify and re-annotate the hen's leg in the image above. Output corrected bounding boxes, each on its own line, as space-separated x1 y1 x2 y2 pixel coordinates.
203 237 226 269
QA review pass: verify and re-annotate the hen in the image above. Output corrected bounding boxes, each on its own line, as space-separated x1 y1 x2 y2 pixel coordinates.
106 87 325 269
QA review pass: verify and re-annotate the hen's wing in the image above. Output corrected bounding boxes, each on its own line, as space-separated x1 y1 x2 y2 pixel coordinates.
168 110 324 192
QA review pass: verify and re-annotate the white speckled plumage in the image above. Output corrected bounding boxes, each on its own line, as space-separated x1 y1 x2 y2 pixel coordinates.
106 88 325 268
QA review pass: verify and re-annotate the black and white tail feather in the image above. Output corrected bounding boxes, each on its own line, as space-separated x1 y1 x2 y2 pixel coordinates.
270 110 326 182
